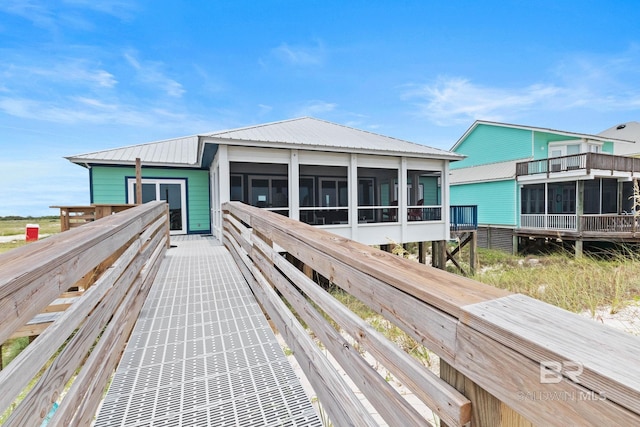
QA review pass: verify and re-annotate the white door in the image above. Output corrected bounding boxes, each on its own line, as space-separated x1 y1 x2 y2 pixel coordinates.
127 178 187 234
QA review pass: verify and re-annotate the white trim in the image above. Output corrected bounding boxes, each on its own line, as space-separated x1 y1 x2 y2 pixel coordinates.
349 154 359 240
126 178 187 235
289 150 300 220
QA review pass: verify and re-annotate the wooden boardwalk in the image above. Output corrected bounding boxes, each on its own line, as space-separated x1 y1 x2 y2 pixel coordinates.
94 235 321 426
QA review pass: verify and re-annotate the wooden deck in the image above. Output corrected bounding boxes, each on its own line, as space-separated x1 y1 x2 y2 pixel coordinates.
93 235 321 426
3 201 640 426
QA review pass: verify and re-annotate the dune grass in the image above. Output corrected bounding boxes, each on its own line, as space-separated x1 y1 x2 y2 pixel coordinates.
449 247 640 315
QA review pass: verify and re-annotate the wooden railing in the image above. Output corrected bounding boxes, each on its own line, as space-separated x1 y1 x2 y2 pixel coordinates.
521 213 640 234
223 201 640 426
50 204 136 231
581 214 638 233
0 201 169 426
516 152 640 177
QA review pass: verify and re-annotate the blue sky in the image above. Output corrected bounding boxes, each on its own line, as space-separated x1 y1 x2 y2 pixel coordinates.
1 0 640 216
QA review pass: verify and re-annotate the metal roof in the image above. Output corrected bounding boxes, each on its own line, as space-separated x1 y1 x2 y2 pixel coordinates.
204 117 461 159
66 117 462 167
449 159 519 184
66 135 201 167
451 120 635 152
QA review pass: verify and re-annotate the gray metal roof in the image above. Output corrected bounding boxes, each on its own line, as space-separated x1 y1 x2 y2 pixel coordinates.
66 117 461 167
450 159 519 184
66 135 201 167
598 121 640 156
204 117 461 159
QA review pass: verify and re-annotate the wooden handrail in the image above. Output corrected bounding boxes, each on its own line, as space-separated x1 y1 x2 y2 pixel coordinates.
50 204 136 231
516 152 640 177
222 201 640 426
0 201 169 426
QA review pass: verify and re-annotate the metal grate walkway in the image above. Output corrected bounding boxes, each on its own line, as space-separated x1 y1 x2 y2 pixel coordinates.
94 236 321 426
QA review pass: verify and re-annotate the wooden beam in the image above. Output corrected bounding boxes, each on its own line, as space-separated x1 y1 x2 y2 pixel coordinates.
135 157 142 205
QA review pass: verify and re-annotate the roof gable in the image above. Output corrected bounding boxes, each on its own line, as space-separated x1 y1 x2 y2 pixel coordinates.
598 122 640 156
66 117 462 168
204 117 459 158
66 135 201 167
452 120 634 152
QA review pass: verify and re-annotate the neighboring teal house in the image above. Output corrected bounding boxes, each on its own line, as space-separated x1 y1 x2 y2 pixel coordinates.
66 117 462 248
449 120 640 254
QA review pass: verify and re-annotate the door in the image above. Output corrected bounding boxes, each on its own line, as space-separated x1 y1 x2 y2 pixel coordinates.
128 178 187 234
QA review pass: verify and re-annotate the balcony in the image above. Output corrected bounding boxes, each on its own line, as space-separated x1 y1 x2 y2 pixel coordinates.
450 205 478 231
516 152 640 177
519 213 640 238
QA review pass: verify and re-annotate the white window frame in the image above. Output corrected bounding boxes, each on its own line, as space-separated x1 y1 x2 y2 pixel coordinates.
127 178 187 234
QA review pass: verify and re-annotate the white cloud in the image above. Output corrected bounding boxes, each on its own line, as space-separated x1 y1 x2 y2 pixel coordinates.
62 0 138 21
0 0 56 30
124 51 185 98
258 104 273 116
271 41 326 66
0 95 204 129
0 0 137 32
1 60 117 90
405 49 640 126
293 100 337 117
404 77 564 125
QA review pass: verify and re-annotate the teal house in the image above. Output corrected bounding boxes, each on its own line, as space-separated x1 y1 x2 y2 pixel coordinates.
449 120 640 254
66 117 461 247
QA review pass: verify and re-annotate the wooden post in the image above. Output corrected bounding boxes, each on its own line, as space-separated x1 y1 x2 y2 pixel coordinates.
575 180 584 258
418 241 427 264
135 157 142 205
575 239 583 258
165 203 171 249
60 209 70 232
303 263 313 280
432 241 446 269
431 241 439 269
469 231 478 275
440 360 533 427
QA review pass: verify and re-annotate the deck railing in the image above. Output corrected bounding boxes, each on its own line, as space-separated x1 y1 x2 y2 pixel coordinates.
50 204 136 231
520 213 640 234
516 152 640 177
520 213 578 231
223 201 640 426
581 214 638 233
0 201 169 426
450 205 478 231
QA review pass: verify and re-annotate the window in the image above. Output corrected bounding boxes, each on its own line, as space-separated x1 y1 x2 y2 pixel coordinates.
249 176 288 209
320 178 348 207
521 184 545 214
127 178 187 234
230 175 243 201
547 183 576 214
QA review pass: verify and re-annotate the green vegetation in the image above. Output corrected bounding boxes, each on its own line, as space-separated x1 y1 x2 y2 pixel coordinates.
0 216 61 254
453 247 640 316
0 216 60 236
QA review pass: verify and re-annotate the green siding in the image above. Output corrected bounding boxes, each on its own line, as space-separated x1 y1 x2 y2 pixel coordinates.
91 166 210 233
450 180 517 226
420 176 440 205
602 141 614 154
532 131 582 160
452 125 532 169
